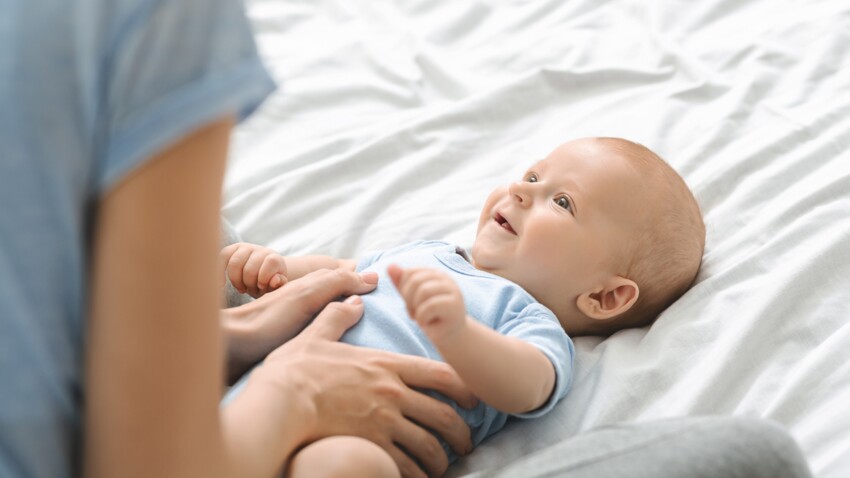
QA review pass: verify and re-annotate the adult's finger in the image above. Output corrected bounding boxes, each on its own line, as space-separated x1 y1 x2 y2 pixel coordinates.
399 389 472 458
390 411 451 477
384 444 427 478
284 268 378 318
299 296 365 342
353 352 476 458
385 354 478 410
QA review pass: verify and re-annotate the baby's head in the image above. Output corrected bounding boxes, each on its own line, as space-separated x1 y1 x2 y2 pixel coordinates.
471 137 705 336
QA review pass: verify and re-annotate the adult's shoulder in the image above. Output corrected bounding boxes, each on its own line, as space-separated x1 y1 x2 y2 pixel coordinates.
84 0 277 193
4 0 275 194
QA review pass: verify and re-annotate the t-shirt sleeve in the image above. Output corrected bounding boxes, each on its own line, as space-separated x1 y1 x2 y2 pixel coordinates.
96 0 276 192
497 306 575 419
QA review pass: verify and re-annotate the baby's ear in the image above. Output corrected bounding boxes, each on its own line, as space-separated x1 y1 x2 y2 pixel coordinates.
576 276 639 321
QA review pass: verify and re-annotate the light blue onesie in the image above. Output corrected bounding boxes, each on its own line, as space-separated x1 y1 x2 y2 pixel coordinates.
0 1 274 476
227 241 575 462
348 240 575 462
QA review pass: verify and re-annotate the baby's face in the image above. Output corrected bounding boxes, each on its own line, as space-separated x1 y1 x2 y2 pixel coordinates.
471 139 648 333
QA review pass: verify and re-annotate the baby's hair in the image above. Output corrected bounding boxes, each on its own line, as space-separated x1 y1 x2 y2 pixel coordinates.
594 137 705 334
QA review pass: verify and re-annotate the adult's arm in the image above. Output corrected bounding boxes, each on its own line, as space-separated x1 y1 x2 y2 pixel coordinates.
86 117 236 477
86 116 474 478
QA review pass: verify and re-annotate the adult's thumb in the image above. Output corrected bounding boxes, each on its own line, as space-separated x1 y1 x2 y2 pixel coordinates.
301 296 364 341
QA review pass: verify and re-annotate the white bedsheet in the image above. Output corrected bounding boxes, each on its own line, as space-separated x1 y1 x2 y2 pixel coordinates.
223 1 850 476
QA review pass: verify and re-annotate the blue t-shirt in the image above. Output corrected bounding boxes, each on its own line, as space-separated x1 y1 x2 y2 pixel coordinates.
0 1 275 476
347 241 575 462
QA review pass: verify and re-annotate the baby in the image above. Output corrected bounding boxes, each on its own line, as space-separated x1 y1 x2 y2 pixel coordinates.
222 137 705 478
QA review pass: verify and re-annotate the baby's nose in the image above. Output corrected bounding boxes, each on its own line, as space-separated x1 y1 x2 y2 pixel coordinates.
509 181 532 205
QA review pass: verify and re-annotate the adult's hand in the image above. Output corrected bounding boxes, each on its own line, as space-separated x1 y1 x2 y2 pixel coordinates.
256 296 476 478
221 268 378 383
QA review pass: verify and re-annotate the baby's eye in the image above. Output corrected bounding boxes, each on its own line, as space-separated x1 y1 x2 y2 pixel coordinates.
524 173 538 183
554 195 572 211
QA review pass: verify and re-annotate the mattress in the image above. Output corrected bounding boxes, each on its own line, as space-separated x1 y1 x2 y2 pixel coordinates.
223 1 850 476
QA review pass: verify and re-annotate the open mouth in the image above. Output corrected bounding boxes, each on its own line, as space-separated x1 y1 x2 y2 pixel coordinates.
495 212 517 235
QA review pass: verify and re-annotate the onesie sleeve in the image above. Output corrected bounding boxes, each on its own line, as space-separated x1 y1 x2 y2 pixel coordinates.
95 0 276 193
497 305 575 418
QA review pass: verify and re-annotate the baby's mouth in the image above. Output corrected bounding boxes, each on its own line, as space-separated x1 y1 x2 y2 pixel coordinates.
495 212 517 235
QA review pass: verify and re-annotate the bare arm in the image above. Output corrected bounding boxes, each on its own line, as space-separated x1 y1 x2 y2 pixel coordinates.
389 265 555 414
86 117 239 477
86 117 333 478
437 318 555 414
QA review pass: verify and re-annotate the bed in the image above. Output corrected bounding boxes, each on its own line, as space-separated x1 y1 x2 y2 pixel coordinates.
222 1 850 476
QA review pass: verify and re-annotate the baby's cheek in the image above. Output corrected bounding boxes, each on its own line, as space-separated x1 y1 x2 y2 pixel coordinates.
527 229 581 279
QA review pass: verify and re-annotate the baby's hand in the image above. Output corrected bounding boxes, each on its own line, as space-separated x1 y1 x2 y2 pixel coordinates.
220 242 288 298
388 264 468 344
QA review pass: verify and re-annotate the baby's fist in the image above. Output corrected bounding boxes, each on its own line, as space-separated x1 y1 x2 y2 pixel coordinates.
220 242 288 298
387 264 467 343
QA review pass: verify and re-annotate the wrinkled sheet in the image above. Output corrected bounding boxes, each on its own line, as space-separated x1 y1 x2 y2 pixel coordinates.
223 1 850 476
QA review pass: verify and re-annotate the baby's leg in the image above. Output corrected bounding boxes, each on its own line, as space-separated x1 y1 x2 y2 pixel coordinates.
286 436 400 478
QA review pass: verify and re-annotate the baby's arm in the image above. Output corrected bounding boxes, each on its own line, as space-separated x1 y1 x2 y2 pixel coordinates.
220 242 356 298
388 265 555 414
